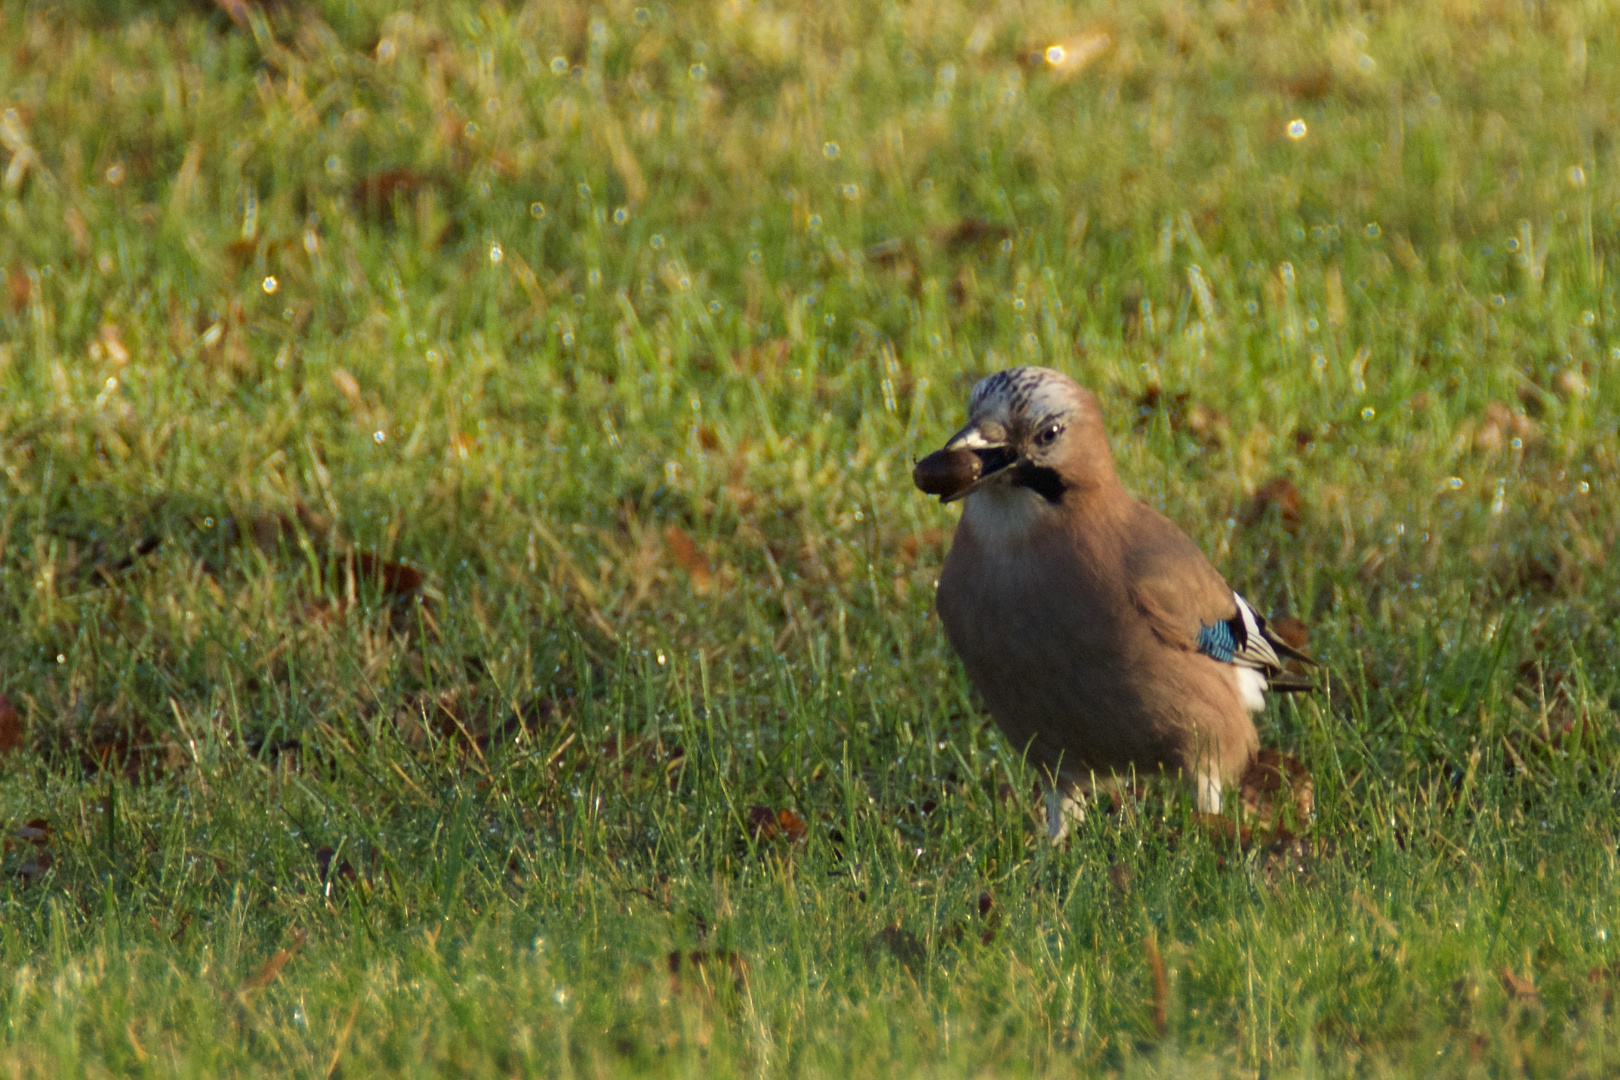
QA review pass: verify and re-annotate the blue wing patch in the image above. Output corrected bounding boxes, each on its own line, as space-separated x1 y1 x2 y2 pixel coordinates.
1197 619 1238 663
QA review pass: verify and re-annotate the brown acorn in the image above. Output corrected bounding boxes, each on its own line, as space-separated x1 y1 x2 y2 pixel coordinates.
912 448 982 500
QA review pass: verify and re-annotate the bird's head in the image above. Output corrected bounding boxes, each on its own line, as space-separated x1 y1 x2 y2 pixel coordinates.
913 366 1114 505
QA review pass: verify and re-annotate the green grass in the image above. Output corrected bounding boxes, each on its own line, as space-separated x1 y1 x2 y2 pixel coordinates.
3 0 1620 1074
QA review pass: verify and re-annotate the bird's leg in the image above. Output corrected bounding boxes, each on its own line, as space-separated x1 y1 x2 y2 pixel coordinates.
1193 768 1224 814
1044 784 1083 843
1043 772 1107 843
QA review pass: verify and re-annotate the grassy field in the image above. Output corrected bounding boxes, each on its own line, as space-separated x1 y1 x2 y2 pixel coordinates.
2 0 1620 1074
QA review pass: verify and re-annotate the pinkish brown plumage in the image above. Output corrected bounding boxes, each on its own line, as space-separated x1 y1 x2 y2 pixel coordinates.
923 367 1312 840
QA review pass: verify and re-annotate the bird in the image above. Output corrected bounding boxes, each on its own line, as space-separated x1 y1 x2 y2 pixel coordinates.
913 366 1313 842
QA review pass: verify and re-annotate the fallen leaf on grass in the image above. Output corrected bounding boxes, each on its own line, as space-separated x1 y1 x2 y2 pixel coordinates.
1284 68 1333 100
1243 477 1302 532
664 526 713 592
874 924 927 970
976 890 1000 944
938 219 1010 254
0 695 22 755
897 529 946 562
6 264 29 314
352 168 433 222
1240 749 1314 824
212 0 255 28
6 816 53 884
746 805 807 844
1474 402 1536 453
1133 385 1226 448
330 368 363 408
238 929 308 993
1143 933 1169 1038
1500 967 1538 1002
348 551 425 600
314 846 357 888
14 850 53 883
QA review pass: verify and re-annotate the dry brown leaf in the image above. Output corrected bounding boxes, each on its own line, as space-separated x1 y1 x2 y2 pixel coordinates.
774 808 807 843
213 0 254 28
1244 477 1302 532
239 929 307 992
1241 749 1314 824
874 924 926 970
1143 933 1169 1038
1474 402 1536 453
330 368 362 408
6 264 29 314
349 551 425 600
897 529 945 562
0 695 22 756
1499 967 1538 1001
352 168 432 221
938 219 1010 253
664 526 713 592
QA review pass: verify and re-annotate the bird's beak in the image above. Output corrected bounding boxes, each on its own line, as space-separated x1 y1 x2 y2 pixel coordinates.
911 425 1018 503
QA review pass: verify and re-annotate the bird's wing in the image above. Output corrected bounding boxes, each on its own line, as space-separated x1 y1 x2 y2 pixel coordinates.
1123 507 1314 683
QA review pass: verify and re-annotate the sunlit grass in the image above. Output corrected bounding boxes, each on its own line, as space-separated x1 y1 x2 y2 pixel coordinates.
2 0 1619 1075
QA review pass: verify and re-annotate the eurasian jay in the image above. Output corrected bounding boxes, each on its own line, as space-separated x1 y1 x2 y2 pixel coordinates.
914 366 1312 841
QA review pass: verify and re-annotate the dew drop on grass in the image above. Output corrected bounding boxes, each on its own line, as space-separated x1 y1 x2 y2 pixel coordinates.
1447 477 1463 490
374 430 386 443
262 276 278 294
551 56 567 74
613 207 628 224
490 243 503 263
1569 165 1587 187
650 234 664 248
1287 118 1307 140
1361 407 1376 420
823 141 841 160
657 651 667 666
1366 223 1380 238
530 202 547 219
56 654 65 664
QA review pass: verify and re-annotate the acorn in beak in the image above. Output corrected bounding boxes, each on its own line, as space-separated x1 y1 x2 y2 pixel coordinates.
912 427 1018 503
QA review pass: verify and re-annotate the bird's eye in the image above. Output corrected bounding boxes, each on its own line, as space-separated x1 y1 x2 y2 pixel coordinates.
1034 423 1063 448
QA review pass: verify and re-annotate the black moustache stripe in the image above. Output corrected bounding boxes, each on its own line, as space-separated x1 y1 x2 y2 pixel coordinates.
1010 462 1067 503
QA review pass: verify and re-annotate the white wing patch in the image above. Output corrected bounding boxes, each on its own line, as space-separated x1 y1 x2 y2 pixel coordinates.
1234 667 1269 712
